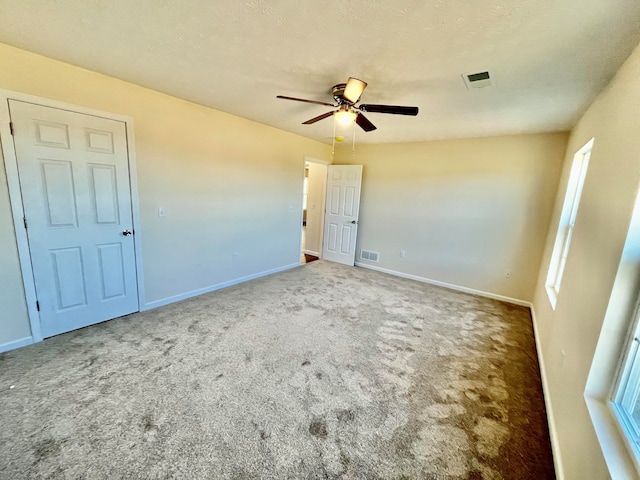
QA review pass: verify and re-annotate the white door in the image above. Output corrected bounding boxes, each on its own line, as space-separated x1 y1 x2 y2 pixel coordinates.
9 100 138 338
322 165 363 265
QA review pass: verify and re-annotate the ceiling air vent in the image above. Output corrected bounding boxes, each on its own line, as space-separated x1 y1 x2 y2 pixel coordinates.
462 70 493 89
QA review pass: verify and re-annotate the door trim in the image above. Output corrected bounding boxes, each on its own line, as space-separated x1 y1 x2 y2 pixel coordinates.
0 89 145 343
300 156 329 263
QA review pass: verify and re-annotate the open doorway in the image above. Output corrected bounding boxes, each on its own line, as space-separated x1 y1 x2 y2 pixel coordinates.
300 159 328 264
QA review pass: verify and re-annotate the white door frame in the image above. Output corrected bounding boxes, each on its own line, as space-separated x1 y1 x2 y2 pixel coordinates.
0 89 145 343
299 156 329 262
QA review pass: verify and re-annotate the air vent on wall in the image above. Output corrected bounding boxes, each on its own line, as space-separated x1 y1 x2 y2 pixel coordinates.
360 249 379 262
462 70 493 89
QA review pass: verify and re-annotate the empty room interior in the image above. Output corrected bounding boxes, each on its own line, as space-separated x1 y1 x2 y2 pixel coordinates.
2 1 640 479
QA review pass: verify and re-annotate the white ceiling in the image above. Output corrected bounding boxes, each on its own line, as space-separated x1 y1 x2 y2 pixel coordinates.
1 0 639 144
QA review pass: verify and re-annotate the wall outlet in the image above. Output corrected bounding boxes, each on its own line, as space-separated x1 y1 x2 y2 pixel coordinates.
158 207 167 217
288 205 294 213
400 250 406 258
232 252 239 261
504 269 512 278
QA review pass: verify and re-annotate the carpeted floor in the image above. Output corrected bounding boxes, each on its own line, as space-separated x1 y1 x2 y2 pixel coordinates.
0 260 554 479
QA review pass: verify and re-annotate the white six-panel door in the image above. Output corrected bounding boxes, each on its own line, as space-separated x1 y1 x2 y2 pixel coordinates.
322 165 363 266
9 100 138 338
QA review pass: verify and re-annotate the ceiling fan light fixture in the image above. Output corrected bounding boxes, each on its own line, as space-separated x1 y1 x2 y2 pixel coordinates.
343 77 367 103
335 108 357 125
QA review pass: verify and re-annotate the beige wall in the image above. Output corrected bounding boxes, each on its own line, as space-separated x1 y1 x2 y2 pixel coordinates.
304 161 327 255
0 43 331 348
531 42 640 478
335 133 568 302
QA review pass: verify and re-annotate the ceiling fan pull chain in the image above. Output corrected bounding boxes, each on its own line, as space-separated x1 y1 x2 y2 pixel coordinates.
352 120 356 153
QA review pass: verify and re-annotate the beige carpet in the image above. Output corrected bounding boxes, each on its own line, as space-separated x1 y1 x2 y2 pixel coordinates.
0 260 554 479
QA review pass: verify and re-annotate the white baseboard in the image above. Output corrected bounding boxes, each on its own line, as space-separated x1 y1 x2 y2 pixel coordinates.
142 263 300 311
303 249 320 257
354 262 530 306
0 336 34 353
529 306 564 480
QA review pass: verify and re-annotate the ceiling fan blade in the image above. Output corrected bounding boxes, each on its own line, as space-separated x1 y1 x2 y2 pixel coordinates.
343 77 368 103
355 112 377 132
277 95 336 107
359 104 419 116
302 111 335 125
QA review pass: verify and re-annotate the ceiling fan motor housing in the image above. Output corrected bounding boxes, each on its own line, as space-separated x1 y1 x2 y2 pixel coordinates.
332 83 349 104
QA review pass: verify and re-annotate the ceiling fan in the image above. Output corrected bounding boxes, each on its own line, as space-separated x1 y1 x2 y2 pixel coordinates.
277 77 419 132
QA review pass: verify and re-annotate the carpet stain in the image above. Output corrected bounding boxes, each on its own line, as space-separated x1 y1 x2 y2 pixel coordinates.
468 470 484 480
336 409 355 422
33 438 63 462
163 346 175 356
141 415 157 432
301 360 311 366
81 355 99 369
309 419 328 438
187 322 199 332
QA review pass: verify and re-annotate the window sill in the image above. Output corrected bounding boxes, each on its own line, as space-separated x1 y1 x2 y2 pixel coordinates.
585 395 639 479
546 286 558 310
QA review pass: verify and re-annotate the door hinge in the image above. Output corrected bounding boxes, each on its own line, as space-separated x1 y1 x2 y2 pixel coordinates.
36 301 40 312
9 122 14 135
23 216 27 229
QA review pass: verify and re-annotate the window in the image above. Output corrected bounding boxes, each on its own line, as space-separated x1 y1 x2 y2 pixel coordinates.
612 303 640 473
545 138 593 309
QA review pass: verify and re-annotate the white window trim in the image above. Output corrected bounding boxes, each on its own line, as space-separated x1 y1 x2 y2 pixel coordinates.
545 138 594 309
585 397 639 479
584 292 640 479
584 164 640 479
610 298 640 476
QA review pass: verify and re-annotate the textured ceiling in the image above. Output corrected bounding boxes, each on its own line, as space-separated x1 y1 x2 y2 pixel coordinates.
1 0 639 144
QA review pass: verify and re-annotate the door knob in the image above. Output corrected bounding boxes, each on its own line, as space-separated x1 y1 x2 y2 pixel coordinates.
122 230 132 236
350 220 358 224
